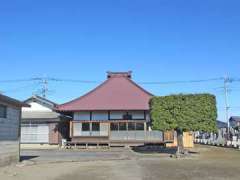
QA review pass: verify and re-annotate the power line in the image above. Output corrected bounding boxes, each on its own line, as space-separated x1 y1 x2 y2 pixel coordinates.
0 77 100 84
1 76 240 85
1 83 38 93
0 76 239 101
2 76 240 86
0 78 42 83
138 77 224 85
48 78 100 84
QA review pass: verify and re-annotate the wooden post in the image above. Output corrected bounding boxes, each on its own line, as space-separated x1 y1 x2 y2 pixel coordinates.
108 122 110 139
70 121 73 138
144 122 147 141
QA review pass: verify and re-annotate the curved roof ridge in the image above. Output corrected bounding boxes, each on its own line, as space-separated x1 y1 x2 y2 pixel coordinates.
125 77 154 96
57 74 153 111
56 79 110 109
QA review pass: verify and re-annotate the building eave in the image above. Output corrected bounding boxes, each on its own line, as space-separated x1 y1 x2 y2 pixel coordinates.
0 94 30 107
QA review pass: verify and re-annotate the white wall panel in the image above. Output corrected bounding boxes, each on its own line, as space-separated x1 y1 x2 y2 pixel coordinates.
110 111 125 119
74 112 90 121
73 122 82 136
100 123 109 136
22 102 52 112
129 111 145 119
92 111 108 120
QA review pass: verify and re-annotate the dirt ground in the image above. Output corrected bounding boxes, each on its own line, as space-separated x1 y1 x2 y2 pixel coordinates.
1 145 240 180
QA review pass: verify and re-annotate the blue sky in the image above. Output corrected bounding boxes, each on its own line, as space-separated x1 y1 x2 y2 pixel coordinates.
0 0 240 122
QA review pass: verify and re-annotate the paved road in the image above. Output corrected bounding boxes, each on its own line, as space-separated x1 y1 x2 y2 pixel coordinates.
20 148 134 163
2 145 240 180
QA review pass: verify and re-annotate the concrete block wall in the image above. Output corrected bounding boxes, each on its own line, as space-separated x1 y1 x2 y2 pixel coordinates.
0 103 21 166
0 106 20 140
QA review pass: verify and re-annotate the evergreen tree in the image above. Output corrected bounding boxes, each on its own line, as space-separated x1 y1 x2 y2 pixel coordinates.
150 94 217 155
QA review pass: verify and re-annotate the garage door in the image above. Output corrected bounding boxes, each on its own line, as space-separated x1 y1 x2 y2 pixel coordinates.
21 124 49 144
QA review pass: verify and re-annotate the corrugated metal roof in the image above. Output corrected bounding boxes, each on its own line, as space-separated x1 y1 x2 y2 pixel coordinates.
217 120 228 129
22 111 60 120
57 72 153 111
230 116 240 122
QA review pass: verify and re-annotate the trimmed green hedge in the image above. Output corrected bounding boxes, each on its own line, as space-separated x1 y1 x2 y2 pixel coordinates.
150 94 217 133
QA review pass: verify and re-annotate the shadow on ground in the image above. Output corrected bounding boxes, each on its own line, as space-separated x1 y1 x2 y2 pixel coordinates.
20 156 39 161
132 146 199 155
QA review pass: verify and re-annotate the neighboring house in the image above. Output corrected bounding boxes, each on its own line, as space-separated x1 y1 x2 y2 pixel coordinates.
21 95 70 146
57 71 169 146
229 116 240 129
217 120 228 130
0 94 29 167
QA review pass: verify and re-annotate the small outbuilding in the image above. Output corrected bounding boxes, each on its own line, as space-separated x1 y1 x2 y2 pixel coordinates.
229 116 240 129
0 94 29 167
21 95 70 147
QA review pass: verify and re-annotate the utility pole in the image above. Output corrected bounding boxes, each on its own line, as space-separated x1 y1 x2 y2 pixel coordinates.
223 76 231 135
41 77 48 98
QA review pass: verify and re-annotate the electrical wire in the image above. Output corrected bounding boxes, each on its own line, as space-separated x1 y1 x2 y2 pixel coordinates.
138 77 224 85
0 77 225 85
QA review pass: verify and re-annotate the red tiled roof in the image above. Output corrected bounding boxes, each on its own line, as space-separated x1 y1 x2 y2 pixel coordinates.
57 72 153 111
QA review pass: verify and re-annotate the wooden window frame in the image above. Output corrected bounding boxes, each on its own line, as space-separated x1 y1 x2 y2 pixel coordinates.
92 122 100 132
109 110 146 121
81 122 90 132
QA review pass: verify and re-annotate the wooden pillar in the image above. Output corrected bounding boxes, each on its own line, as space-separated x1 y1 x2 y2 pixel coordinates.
70 121 73 138
126 121 129 140
144 122 147 131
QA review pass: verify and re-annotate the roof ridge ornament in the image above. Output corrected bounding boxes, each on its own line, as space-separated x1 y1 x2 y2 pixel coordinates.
107 71 132 79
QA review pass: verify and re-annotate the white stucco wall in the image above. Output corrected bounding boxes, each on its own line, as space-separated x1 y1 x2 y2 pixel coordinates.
92 111 108 120
74 111 91 120
109 111 124 119
22 102 52 112
74 111 147 120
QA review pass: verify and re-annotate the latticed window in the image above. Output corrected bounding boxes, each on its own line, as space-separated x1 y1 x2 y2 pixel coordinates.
136 123 144 130
128 122 135 131
110 123 118 131
92 122 100 131
82 123 90 131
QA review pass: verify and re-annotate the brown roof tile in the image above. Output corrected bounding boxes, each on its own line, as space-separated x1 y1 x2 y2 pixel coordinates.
57 72 153 111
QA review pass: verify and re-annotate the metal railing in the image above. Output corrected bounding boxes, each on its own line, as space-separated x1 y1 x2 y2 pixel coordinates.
110 131 163 142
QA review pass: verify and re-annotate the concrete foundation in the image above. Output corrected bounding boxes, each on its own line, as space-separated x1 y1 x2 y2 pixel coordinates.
0 141 19 167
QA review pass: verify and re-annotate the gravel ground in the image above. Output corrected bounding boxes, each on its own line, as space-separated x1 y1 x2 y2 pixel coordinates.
0 145 240 180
